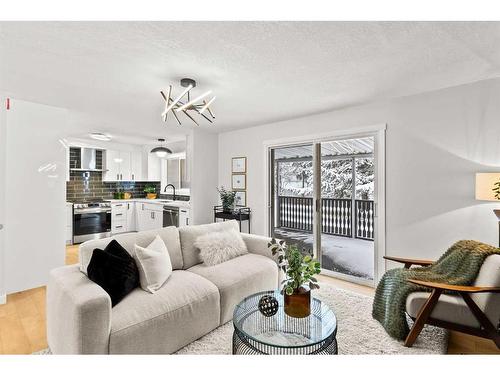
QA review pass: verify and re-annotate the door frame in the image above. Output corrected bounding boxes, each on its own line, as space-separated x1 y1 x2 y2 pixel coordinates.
263 124 386 285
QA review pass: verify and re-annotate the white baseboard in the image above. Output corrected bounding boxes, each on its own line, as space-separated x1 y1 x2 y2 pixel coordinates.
0 294 6 305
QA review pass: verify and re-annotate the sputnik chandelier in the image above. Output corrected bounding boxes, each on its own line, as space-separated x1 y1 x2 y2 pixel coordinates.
160 78 216 126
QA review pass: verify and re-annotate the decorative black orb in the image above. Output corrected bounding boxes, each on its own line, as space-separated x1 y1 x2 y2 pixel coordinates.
258 295 279 317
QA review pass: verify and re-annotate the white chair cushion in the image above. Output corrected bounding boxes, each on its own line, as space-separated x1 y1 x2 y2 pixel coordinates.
471 254 500 327
406 292 480 328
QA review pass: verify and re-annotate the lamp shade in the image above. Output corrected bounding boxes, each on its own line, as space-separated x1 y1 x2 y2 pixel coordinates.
150 146 172 158
475 173 500 201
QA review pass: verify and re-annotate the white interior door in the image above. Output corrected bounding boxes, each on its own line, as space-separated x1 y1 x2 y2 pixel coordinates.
4 99 67 293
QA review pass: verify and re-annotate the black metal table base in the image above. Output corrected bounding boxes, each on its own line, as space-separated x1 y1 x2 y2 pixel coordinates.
232 327 338 355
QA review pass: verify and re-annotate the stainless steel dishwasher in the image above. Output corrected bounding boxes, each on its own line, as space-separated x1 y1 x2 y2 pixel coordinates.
163 205 179 227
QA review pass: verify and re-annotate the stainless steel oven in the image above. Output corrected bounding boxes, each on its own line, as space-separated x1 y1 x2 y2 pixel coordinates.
73 202 111 243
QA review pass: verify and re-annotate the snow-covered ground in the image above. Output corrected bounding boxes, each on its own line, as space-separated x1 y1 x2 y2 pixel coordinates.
273 228 374 280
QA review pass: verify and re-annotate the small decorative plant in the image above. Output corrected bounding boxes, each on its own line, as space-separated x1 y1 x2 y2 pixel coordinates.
268 239 321 318
493 179 500 200
268 239 321 295
217 186 236 213
144 184 157 199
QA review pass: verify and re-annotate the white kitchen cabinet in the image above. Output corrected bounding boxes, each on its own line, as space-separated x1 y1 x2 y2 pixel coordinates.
126 201 136 231
104 150 136 182
136 202 163 231
153 209 163 228
111 202 127 234
104 150 122 182
178 208 190 227
135 205 149 231
147 152 161 181
130 151 143 181
119 152 131 181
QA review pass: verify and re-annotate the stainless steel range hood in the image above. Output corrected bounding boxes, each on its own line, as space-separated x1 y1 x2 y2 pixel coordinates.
70 147 104 172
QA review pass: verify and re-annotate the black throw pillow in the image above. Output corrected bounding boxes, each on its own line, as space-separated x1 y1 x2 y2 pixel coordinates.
87 240 139 307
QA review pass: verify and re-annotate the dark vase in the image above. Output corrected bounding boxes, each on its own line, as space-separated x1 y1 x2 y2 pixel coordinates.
284 285 311 318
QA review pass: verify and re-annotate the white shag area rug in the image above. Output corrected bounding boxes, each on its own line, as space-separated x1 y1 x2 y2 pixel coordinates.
36 284 448 355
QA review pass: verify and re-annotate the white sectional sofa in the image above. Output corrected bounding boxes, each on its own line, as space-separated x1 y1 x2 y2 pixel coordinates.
47 220 279 354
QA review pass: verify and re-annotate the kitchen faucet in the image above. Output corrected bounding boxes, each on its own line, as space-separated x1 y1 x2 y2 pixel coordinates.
164 184 176 201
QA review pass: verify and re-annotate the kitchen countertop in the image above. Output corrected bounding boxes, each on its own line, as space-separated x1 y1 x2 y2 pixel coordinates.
106 198 190 209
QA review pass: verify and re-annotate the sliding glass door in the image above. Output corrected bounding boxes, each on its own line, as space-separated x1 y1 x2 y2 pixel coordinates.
269 136 377 285
269 144 314 257
320 139 375 282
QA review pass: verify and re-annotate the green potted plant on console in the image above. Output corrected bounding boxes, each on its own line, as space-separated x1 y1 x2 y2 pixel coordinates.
268 239 321 318
217 186 237 213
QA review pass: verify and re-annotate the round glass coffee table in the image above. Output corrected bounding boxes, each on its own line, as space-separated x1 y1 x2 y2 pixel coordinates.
232 290 337 355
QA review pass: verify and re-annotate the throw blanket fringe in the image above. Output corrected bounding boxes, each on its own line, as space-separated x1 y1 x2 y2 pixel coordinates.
372 240 500 340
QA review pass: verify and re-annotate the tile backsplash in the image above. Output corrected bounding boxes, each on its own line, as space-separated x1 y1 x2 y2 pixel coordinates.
66 170 161 201
66 148 189 202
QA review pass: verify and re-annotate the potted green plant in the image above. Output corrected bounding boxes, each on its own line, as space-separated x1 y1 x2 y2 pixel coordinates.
144 184 157 199
268 239 321 318
217 186 237 213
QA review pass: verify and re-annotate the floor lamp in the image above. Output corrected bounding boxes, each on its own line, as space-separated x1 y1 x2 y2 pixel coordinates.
475 173 500 247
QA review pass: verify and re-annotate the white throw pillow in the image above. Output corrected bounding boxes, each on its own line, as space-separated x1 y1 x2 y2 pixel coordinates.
195 229 248 266
134 235 173 293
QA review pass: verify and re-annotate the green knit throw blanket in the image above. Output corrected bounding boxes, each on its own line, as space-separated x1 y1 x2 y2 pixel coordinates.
372 240 500 340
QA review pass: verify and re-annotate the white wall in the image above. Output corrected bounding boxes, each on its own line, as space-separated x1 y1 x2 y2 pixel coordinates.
4 99 68 293
218 78 500 263
189 128 219 225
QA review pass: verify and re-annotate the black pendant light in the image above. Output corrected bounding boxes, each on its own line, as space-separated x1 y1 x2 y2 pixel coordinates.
150 138 172 158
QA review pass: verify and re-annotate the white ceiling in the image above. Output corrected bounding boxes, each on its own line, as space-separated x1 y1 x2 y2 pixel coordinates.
1 22 500 144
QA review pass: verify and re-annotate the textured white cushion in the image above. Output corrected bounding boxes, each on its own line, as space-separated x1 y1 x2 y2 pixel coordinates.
178 220 240 269
194 229 248 266
134 235 172 293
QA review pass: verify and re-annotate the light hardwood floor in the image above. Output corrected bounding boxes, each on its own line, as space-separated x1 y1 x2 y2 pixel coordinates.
0 245 498 354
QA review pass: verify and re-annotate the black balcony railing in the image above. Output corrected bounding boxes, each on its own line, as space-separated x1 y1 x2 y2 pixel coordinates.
277 196 374 241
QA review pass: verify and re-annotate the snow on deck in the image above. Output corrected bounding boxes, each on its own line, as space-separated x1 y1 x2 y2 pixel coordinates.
273 228 374 280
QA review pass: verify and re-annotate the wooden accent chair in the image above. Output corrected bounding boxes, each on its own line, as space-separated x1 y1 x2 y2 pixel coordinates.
384 255 500 349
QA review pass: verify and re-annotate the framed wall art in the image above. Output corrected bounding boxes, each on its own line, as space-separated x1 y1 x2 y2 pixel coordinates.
232 157 247 173
232 173 246 190
235 191 247 206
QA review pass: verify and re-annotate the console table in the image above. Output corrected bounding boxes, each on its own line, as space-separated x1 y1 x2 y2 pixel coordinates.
213 206 251 233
